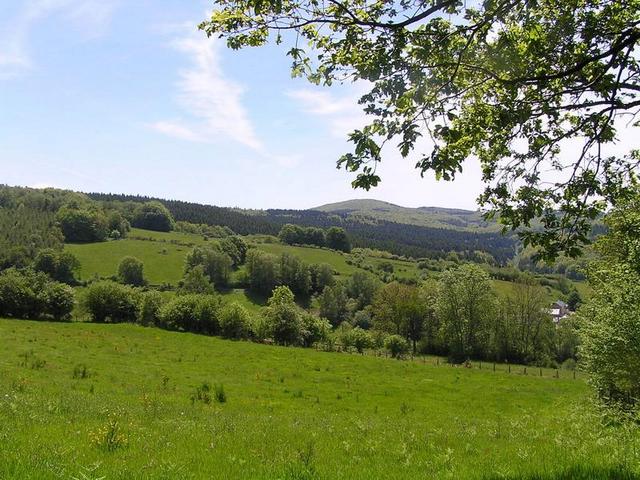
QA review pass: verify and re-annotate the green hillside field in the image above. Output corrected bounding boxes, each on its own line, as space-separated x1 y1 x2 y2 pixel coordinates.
66 238 189 286
2 318 638 480
65 229 583 313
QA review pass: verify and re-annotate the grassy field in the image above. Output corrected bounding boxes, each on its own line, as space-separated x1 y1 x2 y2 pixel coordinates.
1 318 638 480
127 227 211 245
255 243 358 276
65 230 588 315
66 239 189 285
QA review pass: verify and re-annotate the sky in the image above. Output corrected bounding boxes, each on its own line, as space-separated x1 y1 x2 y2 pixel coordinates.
0 0 569 210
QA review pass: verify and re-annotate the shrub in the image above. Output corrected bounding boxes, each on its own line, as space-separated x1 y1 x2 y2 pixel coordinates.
33 249 80 285
138 291 165 326
184 246 232 289
0 268 74 320
384 335 410 359
118 256 145 287
579 267 640 410
351 310 372 330
131 201 175 232
347 327 373 354
219 302 252 339
191 382 212 404
179 265 215 294
0 268 47 319
90 415 128 452
370 330 388 350
82 281 140 323
73 364 90 379
263 286 303 345
44 282 75 320
56 206 108 243
159 294 221 334
214 383 227 403
300 313 331 347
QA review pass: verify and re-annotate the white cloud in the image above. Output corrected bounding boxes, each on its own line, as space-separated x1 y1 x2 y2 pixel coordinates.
0 0 118 78
287 88 368 138
146 121 203 143
150 33 263 151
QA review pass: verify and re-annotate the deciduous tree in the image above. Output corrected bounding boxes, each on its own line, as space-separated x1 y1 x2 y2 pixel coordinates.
202 0 640 259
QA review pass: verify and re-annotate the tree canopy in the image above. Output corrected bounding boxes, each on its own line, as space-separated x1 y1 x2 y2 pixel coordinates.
201 0 640 260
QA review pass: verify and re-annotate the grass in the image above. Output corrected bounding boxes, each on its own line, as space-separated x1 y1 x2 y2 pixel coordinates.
66 239 189 285
65 230 589 314
255 243 358 276
365 256 422 280
1 318 638 479
223 288 267 314
127 227 212 246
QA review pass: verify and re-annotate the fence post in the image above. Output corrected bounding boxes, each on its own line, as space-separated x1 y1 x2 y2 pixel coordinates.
573 370 576 380
493 362 496 372
555 369 559 378
539 368 542 377
524 367 527 375
508 363 511 373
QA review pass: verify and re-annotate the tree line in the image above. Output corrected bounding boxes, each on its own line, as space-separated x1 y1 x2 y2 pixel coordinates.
85 191 516 263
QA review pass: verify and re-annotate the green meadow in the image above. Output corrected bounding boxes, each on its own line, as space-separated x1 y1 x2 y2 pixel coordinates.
255 243 358 276
66 239 189 285
66 232 578 305
1 318 638 479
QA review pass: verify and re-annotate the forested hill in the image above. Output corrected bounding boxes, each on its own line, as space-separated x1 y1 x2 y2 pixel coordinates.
87 192 517 263
314 199 500 232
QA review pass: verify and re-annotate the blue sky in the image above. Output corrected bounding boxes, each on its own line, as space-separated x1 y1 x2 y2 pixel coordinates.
0 0 491 209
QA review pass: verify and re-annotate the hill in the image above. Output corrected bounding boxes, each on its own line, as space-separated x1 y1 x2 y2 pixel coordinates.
3 318 634 480
314 199 499 232
65 228 577 312
87 191 517 263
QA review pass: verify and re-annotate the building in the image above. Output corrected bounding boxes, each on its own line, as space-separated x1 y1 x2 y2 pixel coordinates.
549 300 570 324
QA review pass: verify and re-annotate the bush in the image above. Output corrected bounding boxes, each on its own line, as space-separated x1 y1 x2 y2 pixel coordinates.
219 302 252 339
44 282 75 320
138 291 165 326
351 310 372 330
300 313 331 347
263 286 303 345
579 267 640 409
0 268 74 321
118 256 145 286
347 327 373 354
184 246 232 289
179 265 215 294
33 249 81 285
0 268 47 319
82 281 140 323
214 383 227 403
56 206 108 243
131 201 175 232
384 335 410 359
158 294 221 334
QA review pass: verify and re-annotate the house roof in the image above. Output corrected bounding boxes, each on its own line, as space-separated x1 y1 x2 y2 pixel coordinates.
554 300 568 308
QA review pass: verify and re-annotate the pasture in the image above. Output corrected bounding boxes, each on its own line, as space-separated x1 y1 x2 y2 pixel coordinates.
1 318 638 479
66 239 189 286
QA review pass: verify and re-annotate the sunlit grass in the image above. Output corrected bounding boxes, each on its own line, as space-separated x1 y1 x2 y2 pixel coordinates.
1 318 638 479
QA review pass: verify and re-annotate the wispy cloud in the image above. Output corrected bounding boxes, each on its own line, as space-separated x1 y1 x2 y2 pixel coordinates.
0 0 118 78
287 88 368 138
149 33 262 151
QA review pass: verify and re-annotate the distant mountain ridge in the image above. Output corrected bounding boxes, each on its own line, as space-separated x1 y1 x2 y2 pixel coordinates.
83 191 516 263
313 199 499 232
